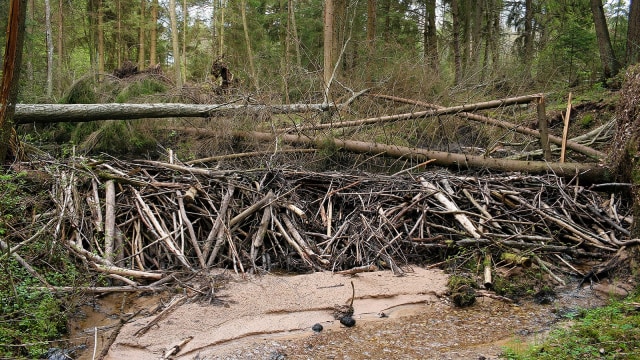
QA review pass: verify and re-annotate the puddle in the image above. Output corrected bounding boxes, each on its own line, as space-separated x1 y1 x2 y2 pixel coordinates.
64 268 614 360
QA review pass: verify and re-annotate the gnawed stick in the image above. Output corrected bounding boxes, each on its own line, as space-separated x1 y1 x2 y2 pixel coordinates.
229 190 274 227
273 216 317 269
483 253 493 289
133 188 193 270
282 214 330 266
42 285 167 293
177 190 206 268
420 178 481 238
134 295 188 337
462 189 501 229
163 336 193 359
203 184 235 259
336 264 378 275
93 264 163 280
251 206 272 265
104 180 116 262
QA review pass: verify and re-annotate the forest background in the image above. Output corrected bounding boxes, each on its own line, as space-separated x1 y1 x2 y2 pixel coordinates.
2 0 640 358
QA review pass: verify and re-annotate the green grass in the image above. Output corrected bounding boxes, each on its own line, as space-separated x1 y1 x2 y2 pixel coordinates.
503 291 640 359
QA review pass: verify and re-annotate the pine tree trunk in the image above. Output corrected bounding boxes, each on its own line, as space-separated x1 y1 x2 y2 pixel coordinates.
323 0 334 104
169 0 182 87
241 0 258 89
57 0 63 93
627 0 640 65
97 0 104 76
591 0 620 78
138 0 146 68
150 0 157 66
423 0 437 70
45 0 53 97
0 0 27 163
451 0 462 84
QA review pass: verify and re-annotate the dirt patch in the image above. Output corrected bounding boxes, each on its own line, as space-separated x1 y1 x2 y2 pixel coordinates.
100 267 447 359
63 266 621 360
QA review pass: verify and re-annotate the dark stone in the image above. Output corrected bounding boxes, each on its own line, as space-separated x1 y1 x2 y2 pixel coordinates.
312 323 323 332
340 316 356 327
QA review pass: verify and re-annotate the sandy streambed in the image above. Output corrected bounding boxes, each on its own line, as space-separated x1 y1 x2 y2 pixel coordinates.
67 266 613 360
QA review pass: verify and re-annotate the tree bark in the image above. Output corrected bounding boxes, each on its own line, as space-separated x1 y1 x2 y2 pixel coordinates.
451 0 462 84
172 127 609 183
523 0 534 74
240 0 258 89
323 0 335 103
57 0 63 93
13 103 331 124
169 0 182 87
627 0 640 65
138 0 146 68
0 0 27 163
150 0 157 66
591 0 620 78
97 0 105 76
423 0 437 70
45 0 54 97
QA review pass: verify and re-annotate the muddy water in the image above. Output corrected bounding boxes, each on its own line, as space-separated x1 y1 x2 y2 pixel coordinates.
66 269 613 360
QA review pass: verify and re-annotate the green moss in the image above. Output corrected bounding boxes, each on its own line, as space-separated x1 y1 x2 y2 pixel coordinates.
447 275 477 307
503 291 640 359
115 79 167 103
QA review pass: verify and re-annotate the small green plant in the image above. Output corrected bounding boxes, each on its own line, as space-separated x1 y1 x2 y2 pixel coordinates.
579 113 594 128
503 291 640 359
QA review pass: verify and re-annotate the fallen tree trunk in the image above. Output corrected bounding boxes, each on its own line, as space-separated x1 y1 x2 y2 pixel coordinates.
368 93 605 160
282 93 544 133
13 102 330 124
172 126 610 183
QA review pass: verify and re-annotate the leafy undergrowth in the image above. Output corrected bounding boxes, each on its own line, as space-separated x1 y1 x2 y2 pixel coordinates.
503 290 640 359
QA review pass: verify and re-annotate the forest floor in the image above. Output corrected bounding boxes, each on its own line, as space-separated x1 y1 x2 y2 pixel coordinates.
65 266 631 360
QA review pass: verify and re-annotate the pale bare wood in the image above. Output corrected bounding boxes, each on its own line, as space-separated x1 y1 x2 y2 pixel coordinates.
104 180 116 262
133 188 193 270
204 184 235 264
177 190 206 268
420 178 481 239
335 264 378 275
561 92 573 163
251 206 272 264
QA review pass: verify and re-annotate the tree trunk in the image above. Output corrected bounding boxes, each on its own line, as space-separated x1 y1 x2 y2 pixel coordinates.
367 0 376 50
97 0 105 76
523 0 533 75
138 0 146 68
45 0 53 98
240 0 258 89
451 0 463 84
182 0 187 81
169 0 182 87
423 0 437 70
323 0 335 104
150 0 157 66
0 0 27 163
57 0 63 94
627 0 640 65
13 103 331 124
175 128 609 183
289 0 301 67
591 0 620 78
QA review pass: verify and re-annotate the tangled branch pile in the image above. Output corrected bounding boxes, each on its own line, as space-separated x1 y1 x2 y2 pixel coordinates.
23 156 630 288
